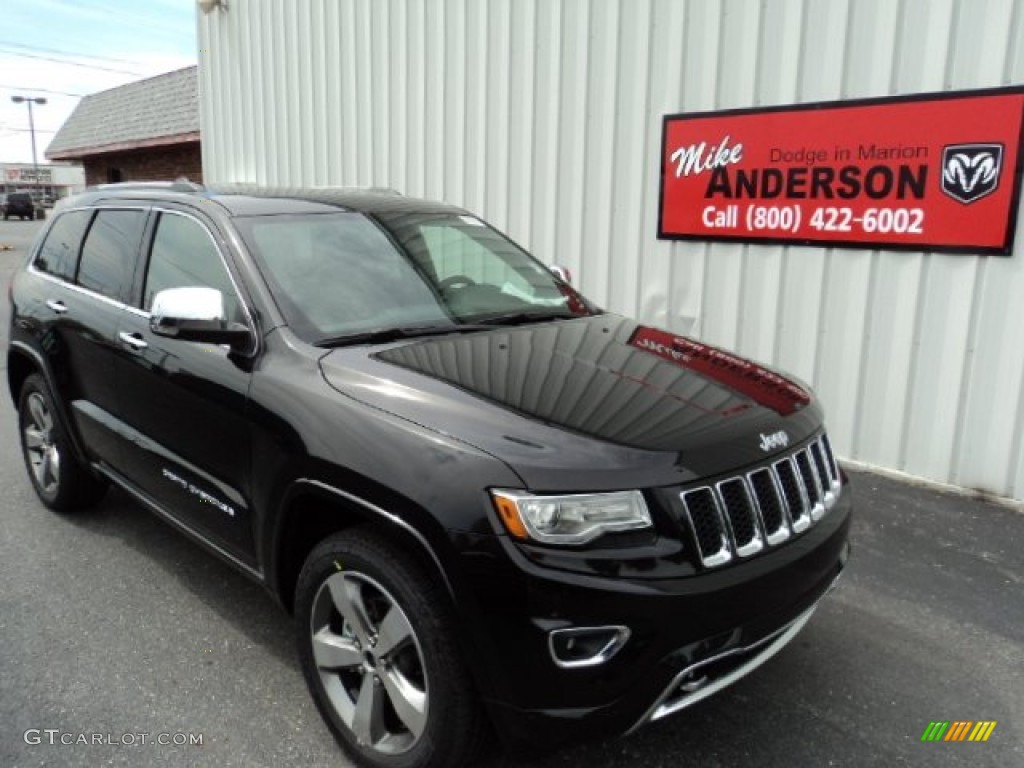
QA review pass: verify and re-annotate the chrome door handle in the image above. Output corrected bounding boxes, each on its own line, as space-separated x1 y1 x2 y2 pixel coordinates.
45 299 68 314
118 331 148 350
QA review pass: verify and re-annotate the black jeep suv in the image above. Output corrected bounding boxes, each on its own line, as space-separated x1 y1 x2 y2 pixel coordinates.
3 191 38 220
7 182 850 768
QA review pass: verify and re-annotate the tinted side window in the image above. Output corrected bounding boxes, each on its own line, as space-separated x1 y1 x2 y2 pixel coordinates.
35 210 93 281
77 210 146 301
143 213 241 321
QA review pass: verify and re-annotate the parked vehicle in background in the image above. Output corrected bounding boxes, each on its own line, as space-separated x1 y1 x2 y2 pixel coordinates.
2 191 39 220
7 181 851 768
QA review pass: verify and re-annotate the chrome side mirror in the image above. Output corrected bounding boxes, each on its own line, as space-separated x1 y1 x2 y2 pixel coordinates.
549 265 572 285
150 287 251 352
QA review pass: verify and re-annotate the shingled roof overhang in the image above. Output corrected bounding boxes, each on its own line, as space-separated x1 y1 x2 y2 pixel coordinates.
45 66 199 162
47 131 201 161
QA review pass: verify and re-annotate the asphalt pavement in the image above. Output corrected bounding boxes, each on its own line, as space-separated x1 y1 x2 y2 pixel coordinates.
0 218 1021 767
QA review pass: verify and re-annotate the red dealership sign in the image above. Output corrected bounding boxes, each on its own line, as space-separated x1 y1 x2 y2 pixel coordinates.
658 87 1024 255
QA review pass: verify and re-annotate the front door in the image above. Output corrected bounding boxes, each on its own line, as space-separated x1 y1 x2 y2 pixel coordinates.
113 208 256 564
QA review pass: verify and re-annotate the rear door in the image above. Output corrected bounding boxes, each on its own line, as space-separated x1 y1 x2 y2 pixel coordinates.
23 207 148 467
113 207 257 564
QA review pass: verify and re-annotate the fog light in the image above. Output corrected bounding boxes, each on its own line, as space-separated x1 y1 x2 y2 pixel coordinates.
548 626 631 669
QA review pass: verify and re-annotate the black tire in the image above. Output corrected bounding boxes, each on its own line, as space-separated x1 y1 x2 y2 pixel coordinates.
295 528 488 768
18 374 107 512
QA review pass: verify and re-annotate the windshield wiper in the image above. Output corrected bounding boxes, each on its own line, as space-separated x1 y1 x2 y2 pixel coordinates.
471 310 584 327
314 324 491 348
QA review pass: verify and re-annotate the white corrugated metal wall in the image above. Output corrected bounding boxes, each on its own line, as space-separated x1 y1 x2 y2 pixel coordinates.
198 0 1024 502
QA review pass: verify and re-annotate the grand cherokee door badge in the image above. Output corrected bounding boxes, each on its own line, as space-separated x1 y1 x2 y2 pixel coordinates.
162 468 236 517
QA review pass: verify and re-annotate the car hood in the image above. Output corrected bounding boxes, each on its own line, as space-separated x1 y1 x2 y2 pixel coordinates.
319 315 823 490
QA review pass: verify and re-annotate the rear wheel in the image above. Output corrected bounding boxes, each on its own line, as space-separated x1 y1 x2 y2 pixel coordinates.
295 529 487 768
18 374 107 511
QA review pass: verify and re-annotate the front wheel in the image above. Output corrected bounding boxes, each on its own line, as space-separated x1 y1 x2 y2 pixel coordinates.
295 529 488 768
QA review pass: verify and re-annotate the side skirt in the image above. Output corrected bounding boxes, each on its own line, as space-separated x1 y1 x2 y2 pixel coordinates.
93 461 265 583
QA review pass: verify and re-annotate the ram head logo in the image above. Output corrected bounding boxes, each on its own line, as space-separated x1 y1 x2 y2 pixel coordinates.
941 143 1003 204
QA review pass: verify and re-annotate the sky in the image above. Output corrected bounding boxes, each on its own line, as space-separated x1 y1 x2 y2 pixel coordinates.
0 0 197 165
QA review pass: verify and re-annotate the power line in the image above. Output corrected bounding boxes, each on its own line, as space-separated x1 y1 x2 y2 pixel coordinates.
0 48 143 76
0 126 58 134
0 38 146 68
0 84 84 98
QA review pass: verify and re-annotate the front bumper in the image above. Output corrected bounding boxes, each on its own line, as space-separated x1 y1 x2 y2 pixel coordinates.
460 489 851 753
628 572 840 733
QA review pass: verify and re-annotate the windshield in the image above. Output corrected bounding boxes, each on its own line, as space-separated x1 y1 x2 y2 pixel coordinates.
235 210 595 343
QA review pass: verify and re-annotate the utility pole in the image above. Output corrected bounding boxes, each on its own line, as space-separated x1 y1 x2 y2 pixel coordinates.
11 95 47 197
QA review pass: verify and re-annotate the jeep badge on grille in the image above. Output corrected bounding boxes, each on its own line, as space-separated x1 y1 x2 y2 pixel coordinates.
759 430 790 452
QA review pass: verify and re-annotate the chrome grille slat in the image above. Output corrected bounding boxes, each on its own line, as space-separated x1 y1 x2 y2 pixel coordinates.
716 478 764 558
822 434 842 495
748 468 790 546
681 487 733 568
809 440 837 511
680 434 840 568
794 449 826 521
774 456 811 532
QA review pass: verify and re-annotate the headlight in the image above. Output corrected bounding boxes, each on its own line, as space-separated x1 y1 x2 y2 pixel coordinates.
490 489 652 545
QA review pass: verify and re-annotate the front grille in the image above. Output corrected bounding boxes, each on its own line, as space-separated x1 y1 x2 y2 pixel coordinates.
679 433 842 568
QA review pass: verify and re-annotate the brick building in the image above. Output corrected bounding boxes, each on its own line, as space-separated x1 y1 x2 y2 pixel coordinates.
46 67 200 186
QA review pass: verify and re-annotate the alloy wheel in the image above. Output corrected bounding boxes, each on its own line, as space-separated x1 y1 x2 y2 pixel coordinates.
23 392 60 495
310 570 429 755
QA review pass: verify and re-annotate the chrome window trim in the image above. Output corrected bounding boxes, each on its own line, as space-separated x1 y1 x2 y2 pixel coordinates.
714 477 764 558
27 265 151 318
680 487 733 568
30 204 151 311
28 204 260 350
145 207 258 337
74 206 150 302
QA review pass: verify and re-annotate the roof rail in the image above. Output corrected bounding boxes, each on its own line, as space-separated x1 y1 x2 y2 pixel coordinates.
312 185 403 196
88 179 206 194
210 183 404 197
